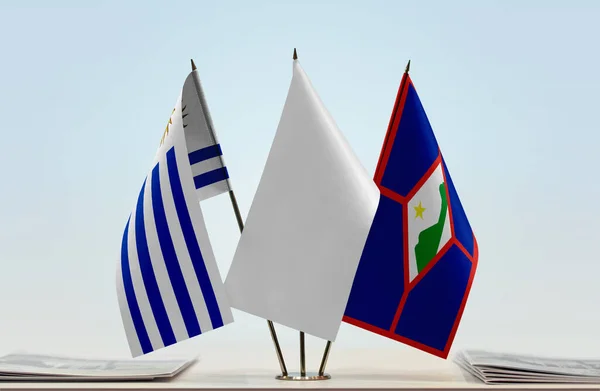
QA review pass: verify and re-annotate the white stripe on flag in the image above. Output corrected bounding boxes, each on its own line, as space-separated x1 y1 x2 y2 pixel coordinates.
192 209 234 326
190 156 223 178
196 180 229 202
116 257 142 357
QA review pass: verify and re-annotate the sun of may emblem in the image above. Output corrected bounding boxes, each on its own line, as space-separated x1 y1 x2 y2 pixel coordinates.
160 107 176 145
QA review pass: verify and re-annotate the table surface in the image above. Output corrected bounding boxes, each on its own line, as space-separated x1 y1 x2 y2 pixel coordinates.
1 348 599 391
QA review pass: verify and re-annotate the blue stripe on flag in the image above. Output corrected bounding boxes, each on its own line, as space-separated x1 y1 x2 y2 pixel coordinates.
166 147 224 329
121 217 153 354
193 167 229 190
134 180 177 346
151 164 201 337
188 144 223 165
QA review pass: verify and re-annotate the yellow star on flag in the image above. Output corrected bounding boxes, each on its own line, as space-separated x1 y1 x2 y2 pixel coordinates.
414 201 426 219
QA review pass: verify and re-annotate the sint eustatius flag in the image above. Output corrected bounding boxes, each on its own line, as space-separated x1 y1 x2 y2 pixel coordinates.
343 67 478 359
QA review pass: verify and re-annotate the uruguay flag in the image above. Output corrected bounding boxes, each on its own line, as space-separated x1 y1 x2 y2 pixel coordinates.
117 68 234 357
343 64 478 359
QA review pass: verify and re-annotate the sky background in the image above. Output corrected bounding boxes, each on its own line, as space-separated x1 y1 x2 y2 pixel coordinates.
1 0 600 365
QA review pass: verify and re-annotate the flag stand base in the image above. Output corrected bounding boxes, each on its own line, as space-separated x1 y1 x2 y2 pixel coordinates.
275 372 331 381
273 330 333 381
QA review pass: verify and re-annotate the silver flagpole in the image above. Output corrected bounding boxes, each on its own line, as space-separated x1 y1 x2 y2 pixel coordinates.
275 49 333 381
315 58 413 379
189 59 288 377
318 340 332 376
315 59 412 380
300 331 306 377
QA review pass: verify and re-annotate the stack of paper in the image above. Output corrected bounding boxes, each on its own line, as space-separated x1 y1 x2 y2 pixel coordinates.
0 353 194 381
455 350 600 384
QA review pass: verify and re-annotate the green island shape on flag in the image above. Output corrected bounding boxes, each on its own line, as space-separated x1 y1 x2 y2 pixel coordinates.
415 183 448 273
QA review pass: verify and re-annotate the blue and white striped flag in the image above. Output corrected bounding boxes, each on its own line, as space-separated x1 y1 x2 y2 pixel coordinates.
117 69 234 357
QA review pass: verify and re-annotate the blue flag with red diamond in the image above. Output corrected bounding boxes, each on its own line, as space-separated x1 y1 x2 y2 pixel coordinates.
343 66 478 359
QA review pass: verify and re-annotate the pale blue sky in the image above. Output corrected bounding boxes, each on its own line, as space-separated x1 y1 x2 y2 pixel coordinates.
1 0 600 362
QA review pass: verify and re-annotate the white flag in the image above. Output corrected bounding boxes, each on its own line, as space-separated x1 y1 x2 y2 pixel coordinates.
117 70 233 357
224 59 379 341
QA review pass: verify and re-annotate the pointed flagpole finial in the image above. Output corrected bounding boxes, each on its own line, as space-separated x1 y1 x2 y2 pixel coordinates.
191 59 197 71
405 59 411 73
293 48 298 60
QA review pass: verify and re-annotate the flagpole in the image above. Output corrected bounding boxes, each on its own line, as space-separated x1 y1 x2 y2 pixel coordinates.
300 331 306 377
278 48 334 381
315 59 412 379
189 59 288 377
318 340 332 376
294 47 319 380
227 189 288 377
374 59 411 183
293 45 310 377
